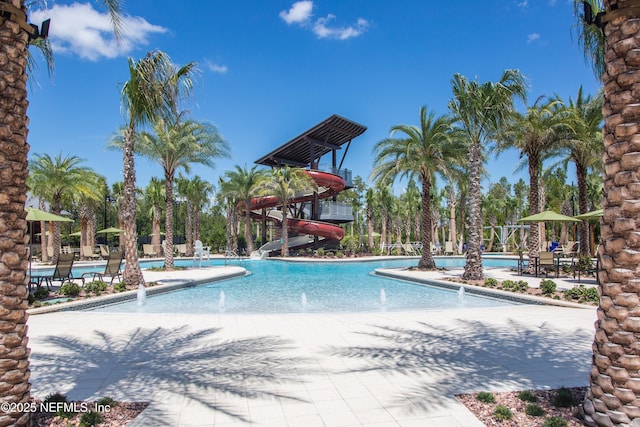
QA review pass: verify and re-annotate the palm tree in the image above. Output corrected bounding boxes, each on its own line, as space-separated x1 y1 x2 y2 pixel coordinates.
573 0 605 80
183 175 214 248
256 167 317 257
373 106 462 269
27 153 96 263
494 96 566 269
365 188 376 251
1 2 122 422
561 87 603 256
449 70 527 280
118 51 197 282
577 2 640 424
133 116 228 269
221 165 267 255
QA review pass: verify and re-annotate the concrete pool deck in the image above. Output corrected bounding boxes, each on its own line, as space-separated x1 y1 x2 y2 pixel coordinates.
26 259 598 426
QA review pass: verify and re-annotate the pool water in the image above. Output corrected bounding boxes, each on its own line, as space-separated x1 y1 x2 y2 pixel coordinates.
94 258 518 314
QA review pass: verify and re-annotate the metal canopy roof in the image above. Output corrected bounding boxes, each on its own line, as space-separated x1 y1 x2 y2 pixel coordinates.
255 114 367 167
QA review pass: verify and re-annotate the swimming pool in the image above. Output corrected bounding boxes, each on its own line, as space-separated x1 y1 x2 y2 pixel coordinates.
94 258 518 314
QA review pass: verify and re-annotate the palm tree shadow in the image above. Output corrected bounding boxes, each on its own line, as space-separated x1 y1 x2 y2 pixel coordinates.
330 318 592 412
30 326 312 423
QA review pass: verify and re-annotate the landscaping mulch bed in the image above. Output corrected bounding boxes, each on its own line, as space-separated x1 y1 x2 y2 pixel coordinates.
31 400 148 427
457 387 587 426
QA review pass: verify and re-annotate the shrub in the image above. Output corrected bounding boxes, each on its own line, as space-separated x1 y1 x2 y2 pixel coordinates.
114 282 127 292
564 285 599 304
335 251 344 258
484 278 498 288
525 403 545 416
44 392 74 418
476 391 495 403
60 282 80 297
84 280 107 295
28 292 35 305
543 416 568 427
493 405 513 421
96 396 118 408
516 280 529 292
500 280 516 291
316 248 325 257
552 387 575 408
79 411 104 427
33 301 42 308
518 390 537 402
33 286 49 299
540 280 557 296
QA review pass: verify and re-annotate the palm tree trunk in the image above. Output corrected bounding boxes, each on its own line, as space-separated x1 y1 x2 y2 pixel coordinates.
0 2 33 423
582 8 640 426
418 176 436 269
122 127 144 286
164 175 175 270
448 186 458 254
367 206 374 250
576 164 590 256
527 155 541 274
281 203 289 257
39 199 48 262
245 200 254 254
462 142 484 280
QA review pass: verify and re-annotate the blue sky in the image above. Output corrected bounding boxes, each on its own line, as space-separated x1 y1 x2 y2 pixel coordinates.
26 0 600 196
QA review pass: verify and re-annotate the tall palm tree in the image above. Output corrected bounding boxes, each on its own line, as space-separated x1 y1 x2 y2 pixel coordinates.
118 51 197 282
449 70 527 280
494 96 566 269
365 187 376 251
27 153 96 263
183 175 214 247
0 4 122 422
573 0 606 80
221 165 267 255
561 87 603 256
256 167 317 257
577 2 640 425
133 116 228 269
373 106 462 268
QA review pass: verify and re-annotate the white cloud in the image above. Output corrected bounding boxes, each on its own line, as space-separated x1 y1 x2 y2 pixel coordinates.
313 15 369 40
280 1 369 41
527 33 540 43
279 1 313 25
205 60 228 74
30 3 167 61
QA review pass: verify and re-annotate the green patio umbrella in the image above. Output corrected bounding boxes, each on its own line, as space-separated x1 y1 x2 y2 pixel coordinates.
69 231 82 237
574 208 604 221
516 210 580 223
96 227 124 234
25 207 73 283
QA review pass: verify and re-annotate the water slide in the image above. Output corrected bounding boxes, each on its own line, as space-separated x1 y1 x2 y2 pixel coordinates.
244 170 346 255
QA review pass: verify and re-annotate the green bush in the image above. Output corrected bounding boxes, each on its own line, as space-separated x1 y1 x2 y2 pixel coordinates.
540 280 557 296
316 248 325 257
96 396 118 408
43 392 74 418
33 285 49 299
84 280 107 295
525 403 545 416
114 282 127 292
564 285 599 303
493 405 513 421
335 251 344 258
476 391 496 403
79 411 104 427
543 416 568 427
518 390 537 402
552 387 575 408
516 280 529 292
484 278 498 288
28 292 35 305
500 280 516 291
60 282 80 297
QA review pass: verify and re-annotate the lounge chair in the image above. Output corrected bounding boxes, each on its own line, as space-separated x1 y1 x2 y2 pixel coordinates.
538 251 558 277
81 250 124 285
193 240 211 266
99 244 110 259
444 241 454 255
31 252 80 289
175 244 188 257
81 245 101 260
142 244 157 258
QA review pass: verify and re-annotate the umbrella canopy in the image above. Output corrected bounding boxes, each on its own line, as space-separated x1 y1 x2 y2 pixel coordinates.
69 231 82 237
574 209 604 221
96 227 124 234
26 207 73 223
516 210 580 223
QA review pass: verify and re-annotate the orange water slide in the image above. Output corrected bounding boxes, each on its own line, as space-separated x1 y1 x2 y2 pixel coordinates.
244 170 346 241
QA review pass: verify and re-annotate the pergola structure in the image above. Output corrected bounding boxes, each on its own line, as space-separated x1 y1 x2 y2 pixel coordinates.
254 114 367 247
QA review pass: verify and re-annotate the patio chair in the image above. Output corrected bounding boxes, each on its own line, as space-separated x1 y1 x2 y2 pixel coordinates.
99 244 110 259
444 241 454 255
31 252 80 289
193 240 211 266
175 244 188 257
81 245 101 260
517 251 528 275
561 241 578 257
539 251 558 277
81 250 124 285
142 244 157 258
